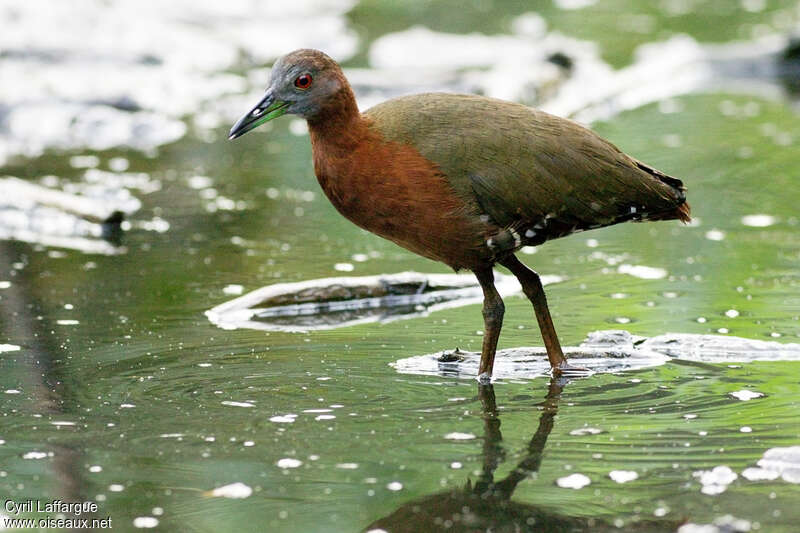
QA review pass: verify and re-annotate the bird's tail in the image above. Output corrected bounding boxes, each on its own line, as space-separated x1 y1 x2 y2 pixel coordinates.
675 201 691 223
633 159 691 224
641 199 691 224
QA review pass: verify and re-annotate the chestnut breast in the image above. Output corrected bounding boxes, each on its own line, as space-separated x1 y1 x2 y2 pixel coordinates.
309 121 495 271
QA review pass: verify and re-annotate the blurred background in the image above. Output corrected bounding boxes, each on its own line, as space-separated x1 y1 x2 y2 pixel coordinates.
2 1 800 532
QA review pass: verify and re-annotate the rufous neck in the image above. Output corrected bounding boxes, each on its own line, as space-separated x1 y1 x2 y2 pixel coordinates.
307 86 365 153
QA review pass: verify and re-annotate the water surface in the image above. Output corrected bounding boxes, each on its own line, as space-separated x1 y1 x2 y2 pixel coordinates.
2 2 800 532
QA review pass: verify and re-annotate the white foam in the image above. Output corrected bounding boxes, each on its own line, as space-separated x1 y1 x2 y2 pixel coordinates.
276 458 302 469
729 390 764 401
368 21 603 104
0 0 357 162
444 432 476 440
556 473 591 489
741 214 776 227
609 470 638 483
222 284 244 296
269 414 297 423
750 446 800 483
569 427 603 436
221 401 254 408
133 517 159 528
617 264 668 279
209 482 253 499
678 515 753 533
22 451 49 459
693 465 737 495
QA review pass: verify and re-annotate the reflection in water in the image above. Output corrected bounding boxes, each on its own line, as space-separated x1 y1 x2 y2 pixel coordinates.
365 379 679 533
0 242 94 528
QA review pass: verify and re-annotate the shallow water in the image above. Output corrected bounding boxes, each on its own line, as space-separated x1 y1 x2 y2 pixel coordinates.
3 2 800 532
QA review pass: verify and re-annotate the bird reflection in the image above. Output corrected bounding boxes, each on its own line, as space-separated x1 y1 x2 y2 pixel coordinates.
364 378 679 533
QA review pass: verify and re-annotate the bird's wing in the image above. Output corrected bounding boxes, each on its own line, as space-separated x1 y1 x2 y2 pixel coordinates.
365 93 687 242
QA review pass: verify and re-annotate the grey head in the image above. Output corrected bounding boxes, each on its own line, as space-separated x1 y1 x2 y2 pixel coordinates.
229 49 348 139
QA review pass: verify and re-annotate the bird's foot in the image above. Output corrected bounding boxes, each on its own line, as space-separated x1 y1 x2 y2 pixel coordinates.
551 361 592 378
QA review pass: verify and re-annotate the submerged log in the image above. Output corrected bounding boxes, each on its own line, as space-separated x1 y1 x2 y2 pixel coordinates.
393 329 800 380
205 271 562 332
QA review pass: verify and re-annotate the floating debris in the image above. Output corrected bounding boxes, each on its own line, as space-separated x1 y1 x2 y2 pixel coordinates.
394 329 800 380
693 466 737 495
609 470 638 483
444 432 476 441
678 515 753 533
617 263 668 280
556 473 591 489
0 0 357 163
206 271 548 333
334 262 355 272
641 332 800 362
742 446 800 484
221 401 254 408
22 451 49 459
0 175 144 254
741 214 777 227
132 517 159 529
276 458 303 469
206 482 253 499
269 414 297 424
222 284 244 296
367 20 598 108
0 177 134 223
393 330 667 380
729 390 764 401
569 427 603 436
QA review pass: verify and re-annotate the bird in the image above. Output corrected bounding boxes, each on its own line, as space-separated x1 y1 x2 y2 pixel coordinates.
229 49 690 382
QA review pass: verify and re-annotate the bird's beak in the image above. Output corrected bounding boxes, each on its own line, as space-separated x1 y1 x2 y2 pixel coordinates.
228 91 290 140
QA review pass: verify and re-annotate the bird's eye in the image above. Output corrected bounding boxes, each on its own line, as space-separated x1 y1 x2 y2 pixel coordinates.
294 74 312 90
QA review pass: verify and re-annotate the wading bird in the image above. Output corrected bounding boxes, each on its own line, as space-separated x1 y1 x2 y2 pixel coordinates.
229 49 690 381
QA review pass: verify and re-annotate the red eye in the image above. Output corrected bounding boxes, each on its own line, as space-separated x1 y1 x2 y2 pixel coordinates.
294 74 312 90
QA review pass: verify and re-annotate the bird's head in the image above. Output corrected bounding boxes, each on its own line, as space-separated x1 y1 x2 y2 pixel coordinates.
229 49 347 140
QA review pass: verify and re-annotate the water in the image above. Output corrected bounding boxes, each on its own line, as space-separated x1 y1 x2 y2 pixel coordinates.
3 1 800 532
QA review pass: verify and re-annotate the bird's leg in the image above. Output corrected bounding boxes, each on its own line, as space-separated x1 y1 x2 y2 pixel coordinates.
473 267 505 382
499 255 571 373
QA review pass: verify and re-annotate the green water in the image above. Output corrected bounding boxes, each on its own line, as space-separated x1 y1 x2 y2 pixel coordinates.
3 2 800 533
349 0 800 67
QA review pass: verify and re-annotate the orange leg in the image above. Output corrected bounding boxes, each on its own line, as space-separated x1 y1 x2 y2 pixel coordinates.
499 255 569 371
